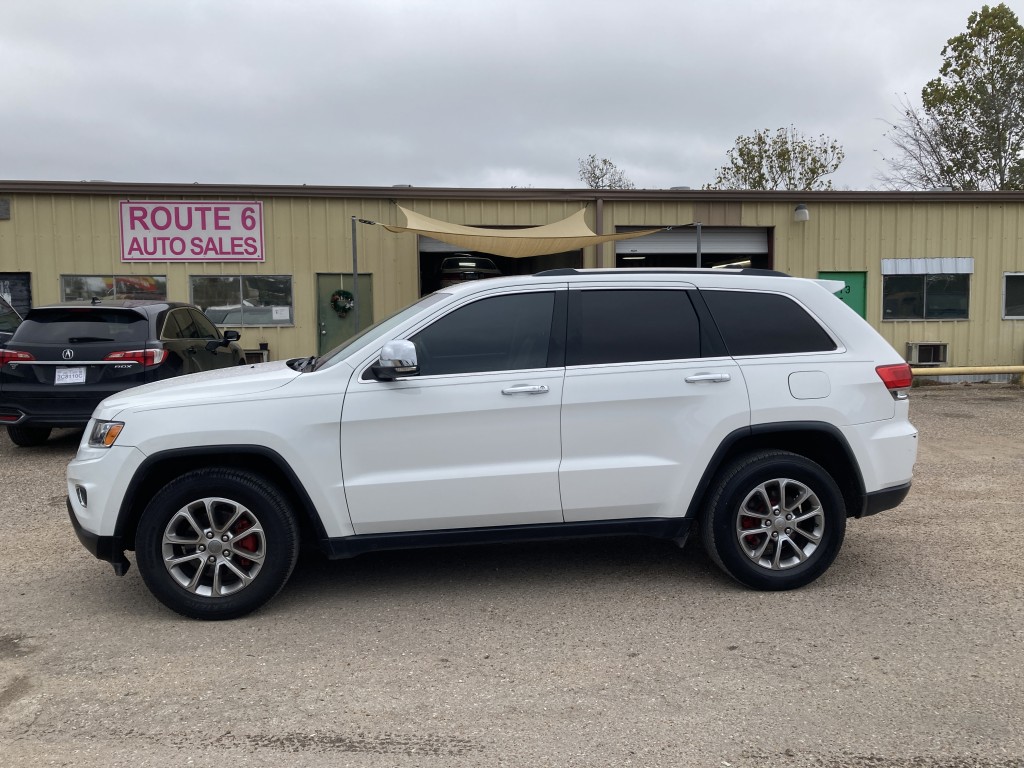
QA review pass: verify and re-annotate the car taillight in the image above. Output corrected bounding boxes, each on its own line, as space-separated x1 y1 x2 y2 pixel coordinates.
876 363 913 392
0 349 35 364
104 349 167 367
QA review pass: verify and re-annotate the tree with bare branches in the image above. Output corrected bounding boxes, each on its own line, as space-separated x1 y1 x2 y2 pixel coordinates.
880 3 1024 190
577 154 636 189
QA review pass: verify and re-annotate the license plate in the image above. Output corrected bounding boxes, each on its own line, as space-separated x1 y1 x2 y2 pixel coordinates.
55 367 86 385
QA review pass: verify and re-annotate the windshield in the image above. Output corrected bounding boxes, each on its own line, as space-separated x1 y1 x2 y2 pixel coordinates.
313 293 447 371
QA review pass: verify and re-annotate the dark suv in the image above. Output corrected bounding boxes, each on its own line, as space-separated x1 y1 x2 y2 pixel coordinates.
0 300 243 446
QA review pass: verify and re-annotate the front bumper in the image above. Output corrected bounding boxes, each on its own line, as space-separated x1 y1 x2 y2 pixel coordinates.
67 497 131 575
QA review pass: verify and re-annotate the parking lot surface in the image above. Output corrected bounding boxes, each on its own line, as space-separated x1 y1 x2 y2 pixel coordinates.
1 383 1022 768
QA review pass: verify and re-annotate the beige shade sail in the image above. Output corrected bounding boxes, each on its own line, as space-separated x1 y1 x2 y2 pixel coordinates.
376 206 665 258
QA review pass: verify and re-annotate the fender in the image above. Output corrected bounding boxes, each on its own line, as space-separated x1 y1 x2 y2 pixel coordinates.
114 444 331 545
683 421 867 519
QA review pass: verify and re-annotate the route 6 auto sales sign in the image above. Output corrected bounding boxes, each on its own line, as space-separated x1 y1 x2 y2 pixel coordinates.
119 201 265 262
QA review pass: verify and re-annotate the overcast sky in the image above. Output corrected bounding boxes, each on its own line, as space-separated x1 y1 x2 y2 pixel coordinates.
0 0 1002 191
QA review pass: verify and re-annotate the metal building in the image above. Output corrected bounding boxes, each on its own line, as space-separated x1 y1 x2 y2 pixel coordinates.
1 181 1023 367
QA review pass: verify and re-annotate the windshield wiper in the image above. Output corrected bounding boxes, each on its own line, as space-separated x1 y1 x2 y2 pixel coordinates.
67 337 114 342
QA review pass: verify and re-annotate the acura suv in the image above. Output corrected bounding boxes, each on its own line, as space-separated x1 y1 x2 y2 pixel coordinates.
1 300 243 446
66 269 918 619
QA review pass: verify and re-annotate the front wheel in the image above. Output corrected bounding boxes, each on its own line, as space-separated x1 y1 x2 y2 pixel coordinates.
701 451 846 590
135 468 300 620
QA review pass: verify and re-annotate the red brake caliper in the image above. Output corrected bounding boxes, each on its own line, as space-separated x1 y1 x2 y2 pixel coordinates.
232 520 258 567
739 514 760 547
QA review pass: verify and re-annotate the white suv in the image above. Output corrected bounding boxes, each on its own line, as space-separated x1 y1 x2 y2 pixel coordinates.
66 269 917 619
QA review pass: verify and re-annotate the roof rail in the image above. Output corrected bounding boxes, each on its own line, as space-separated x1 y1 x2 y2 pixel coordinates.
534 267 790 278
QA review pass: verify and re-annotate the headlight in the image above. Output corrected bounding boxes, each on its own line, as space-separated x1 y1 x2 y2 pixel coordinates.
88 420 124 448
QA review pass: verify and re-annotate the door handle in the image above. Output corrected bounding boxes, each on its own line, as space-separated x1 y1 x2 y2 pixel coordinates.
684 372 732 383
501 384 550 395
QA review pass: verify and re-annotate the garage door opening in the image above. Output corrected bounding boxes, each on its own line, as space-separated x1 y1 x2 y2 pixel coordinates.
418 238 581 295
616 227 772 270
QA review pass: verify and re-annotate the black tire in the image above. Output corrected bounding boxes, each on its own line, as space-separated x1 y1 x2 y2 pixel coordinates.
135 468 300 620
7 425 52 447
701 450 846 590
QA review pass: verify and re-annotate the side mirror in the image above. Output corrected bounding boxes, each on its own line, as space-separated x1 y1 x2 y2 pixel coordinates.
371 340 419 380
206 329 241 352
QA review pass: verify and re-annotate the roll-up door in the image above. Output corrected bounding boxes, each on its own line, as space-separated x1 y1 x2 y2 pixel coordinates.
617 227 768 254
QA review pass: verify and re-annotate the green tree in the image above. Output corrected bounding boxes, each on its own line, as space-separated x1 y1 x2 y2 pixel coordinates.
577 154 635 189
705 127 844 190
881 3 1024 190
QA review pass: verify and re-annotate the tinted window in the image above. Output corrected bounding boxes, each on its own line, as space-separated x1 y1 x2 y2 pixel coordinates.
189 309 220 339
15 308 149 344
160 310 185 340
702 290 836 356
567 289 701 365
163 309 199 339
411 292 555 376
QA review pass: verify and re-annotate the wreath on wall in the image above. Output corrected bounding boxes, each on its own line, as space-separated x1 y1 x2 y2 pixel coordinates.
329 289 355 318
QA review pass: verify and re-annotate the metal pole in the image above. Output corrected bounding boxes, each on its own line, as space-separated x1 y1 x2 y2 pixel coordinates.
350 216 360 332
695 222 702 268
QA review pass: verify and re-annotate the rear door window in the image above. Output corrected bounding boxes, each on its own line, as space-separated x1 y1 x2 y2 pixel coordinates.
701 290 837 356
566 289 702 365
188 309 220 340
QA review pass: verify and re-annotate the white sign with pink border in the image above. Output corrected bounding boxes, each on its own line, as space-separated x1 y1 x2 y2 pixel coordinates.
120 201 265 262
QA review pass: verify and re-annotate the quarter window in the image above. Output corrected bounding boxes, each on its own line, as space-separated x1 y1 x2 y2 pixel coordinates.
567 289 701 365
191 275 293 326
702 290 837 356
411 292 555 376
163 308 219 340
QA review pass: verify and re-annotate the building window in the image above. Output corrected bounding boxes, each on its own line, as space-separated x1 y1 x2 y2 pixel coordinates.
882 274 970 320
1004 274 1024 319
880 258 973 321
61 275 167 302
190 275 293 326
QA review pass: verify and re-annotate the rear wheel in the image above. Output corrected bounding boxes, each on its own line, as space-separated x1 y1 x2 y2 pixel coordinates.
135 468 300 620
7 425 52 447
701 450 846 590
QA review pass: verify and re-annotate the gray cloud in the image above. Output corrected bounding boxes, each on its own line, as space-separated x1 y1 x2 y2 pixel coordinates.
0 0 989 190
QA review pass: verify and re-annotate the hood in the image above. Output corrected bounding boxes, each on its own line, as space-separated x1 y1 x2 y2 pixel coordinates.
96 360 300 417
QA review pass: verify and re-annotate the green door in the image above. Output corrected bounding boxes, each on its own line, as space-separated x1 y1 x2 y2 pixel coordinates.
818 271 866 318
317 273 374 355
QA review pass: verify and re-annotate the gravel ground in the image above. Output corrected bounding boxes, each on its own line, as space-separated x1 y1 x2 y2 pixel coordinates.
0 383 1022 768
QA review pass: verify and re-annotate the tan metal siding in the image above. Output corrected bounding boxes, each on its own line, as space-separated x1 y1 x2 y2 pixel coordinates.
751 200 1024 366
3 187 1024 366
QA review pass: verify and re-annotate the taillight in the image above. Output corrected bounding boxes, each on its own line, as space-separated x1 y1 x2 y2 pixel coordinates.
876 363 913 393
0 349 35 364
104 349 167 367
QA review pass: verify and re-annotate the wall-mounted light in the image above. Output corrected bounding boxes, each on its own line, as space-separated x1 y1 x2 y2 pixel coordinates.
793 204 810 222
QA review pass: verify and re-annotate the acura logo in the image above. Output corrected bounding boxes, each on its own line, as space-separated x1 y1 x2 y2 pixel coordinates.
62 349 74 360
